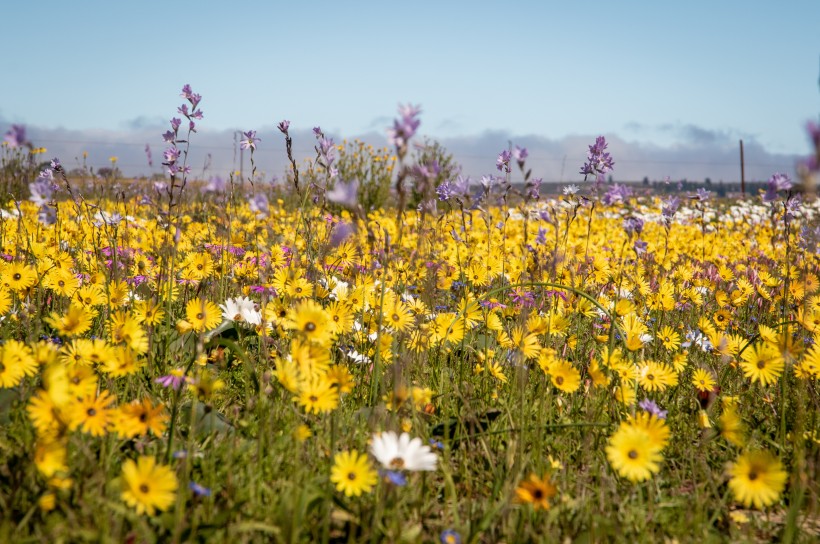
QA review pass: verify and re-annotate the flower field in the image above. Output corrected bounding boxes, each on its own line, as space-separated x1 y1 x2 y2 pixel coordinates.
1 87 820 543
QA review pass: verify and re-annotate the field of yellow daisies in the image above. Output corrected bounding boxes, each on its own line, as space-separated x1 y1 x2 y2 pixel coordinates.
1 87 820 543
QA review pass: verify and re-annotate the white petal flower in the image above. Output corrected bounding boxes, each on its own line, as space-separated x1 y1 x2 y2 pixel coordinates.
370 431 437 472
219 296 261 327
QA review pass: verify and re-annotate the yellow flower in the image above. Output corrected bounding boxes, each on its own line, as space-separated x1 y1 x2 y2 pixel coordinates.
330 450 378 497
727 450 787 509
739 343 784 386
121 456 178 516
185 299 222 333
297 376 339 414
44 304 94 337
68 390 116 436
514 473 557 510
692 368 717 393
548 360 581 393
606 422 664 482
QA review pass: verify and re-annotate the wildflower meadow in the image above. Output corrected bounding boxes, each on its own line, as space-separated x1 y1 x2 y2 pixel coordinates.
1 85 820 543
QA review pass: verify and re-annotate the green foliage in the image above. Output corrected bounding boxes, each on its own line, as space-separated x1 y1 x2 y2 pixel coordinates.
334 139 395 211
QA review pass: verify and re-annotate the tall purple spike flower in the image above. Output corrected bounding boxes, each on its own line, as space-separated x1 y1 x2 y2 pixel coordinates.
496 150 511 173
387 104 421 152
580 136 614 181
3 124 28 148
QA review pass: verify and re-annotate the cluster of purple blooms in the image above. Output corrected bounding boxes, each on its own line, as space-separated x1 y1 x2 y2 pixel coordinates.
387 104 421 154
3 124 29 148
579 136 614 182
313 126 338 179
29 161 60 225
436 175 471 202
602 183 632 205
162 84 203 176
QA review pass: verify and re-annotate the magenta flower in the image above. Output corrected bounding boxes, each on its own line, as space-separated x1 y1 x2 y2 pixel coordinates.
155 370 186 390
277 120 290 134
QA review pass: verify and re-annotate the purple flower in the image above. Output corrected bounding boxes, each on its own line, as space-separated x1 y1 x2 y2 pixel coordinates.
661 196 680 224
638 399 668 419
240 130 260 151
204 175 226 193
50 158 61 170
785 194 801 222
155 372 186 390
329 221 355 247
762 172 793 202
579 136 615 180
535 226 547 245
526 177 542 200
3 124 28 148
633 239 648 254
496 150 511 173
387 103 421 150
512 145 528 168
249 193 269 217
602 183 632 205
326 178 359 207
693 188 710 202
162 146 180 165
170 117 181 132
277 120 290 134
622 216 644 236
144 144 153 168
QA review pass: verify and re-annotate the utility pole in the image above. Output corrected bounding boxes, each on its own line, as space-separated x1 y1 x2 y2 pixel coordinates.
739 139 745 197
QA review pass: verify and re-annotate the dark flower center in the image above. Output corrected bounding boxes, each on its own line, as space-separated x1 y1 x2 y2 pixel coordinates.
532 488 544 500
87 408 97 417
305 322 316 332
555 376 564 385
13 273 21 281
139 484 149 493
757 361 765 369
196 312 204 320
748 471 758 481
389 457 405 469
628 449 638 460
347 472 357 481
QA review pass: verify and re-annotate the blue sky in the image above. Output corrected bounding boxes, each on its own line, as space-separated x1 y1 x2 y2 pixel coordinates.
2 1 819 181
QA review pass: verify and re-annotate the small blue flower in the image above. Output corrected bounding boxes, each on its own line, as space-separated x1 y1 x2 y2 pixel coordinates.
189 481 211 497
441 529 462 544
381 470 407 486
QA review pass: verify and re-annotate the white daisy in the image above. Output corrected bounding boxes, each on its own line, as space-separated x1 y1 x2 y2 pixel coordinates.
370 431 437 472
219 296 262 327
